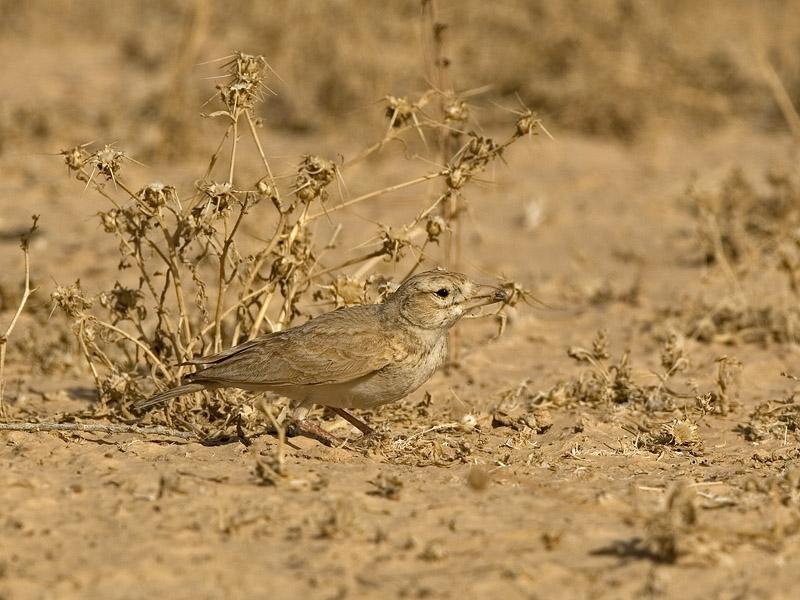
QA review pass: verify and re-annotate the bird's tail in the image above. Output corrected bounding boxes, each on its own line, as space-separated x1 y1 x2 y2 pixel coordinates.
135 382 212 410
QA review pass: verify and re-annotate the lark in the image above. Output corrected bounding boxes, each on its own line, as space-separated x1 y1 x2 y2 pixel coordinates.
137 270 506 444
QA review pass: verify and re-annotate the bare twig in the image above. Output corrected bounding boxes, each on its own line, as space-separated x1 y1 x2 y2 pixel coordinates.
0 215 39 414
256 397 287 476
700 205 747 307
214 196 250 350
246 112 277 190
90 317 171 378
228 105 239 184
306 173 440 222
0 421 196 440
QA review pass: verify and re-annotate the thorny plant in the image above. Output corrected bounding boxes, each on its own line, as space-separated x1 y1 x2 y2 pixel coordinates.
740 396 800 444
535 328 688 412
636 356 741 454
51 52 534 433
680 166 800 344
739 372 800 443
527 329 741 454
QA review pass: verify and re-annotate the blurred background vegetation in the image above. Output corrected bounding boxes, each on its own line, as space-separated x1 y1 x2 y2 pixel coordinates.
2 0 800 164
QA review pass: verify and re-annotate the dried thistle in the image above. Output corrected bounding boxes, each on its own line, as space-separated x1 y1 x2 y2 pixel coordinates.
378 225 415 263
293 154 337 203
99 283 145 323
660 419 700 446
442 91 469 126
384 94 418 129
137 182 175 210
216 52 273 115
425 215 446 243
89 144 127 182
514 109 543 138
100 368 144 405
51 281 93 319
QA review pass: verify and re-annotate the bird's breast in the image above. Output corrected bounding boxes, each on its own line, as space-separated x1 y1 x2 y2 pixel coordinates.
303 334 448 410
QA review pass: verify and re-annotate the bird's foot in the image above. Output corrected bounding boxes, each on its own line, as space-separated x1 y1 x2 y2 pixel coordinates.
327 407 385 449
346 430 384 451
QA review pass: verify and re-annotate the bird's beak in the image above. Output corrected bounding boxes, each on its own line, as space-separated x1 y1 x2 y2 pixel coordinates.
465 284 507 311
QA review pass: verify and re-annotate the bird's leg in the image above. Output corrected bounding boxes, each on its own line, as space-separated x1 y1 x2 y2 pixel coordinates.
328 407 376 438
291 418 344 447
287 402 344 446
287 403 374 447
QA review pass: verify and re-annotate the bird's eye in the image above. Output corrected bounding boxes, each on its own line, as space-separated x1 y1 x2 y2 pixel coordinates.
435 288 449 298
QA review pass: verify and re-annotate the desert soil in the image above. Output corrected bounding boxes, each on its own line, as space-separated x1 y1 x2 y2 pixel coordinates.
3 3 800 599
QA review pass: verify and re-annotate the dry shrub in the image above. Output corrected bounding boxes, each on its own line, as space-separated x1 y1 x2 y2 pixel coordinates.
739 396 800 443
533 328 688 413
50 50 530 435
691 166 800 269
743 466 800 547
668 166 800 345
521 329 741 455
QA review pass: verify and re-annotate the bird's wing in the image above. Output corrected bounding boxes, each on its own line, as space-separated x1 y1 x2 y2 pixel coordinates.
185 306 405 387
180 335 277 366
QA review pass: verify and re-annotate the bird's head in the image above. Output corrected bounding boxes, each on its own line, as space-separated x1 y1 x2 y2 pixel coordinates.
386 269 506 331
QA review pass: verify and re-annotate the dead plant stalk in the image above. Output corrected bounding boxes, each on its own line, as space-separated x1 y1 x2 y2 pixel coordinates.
0 216 39 414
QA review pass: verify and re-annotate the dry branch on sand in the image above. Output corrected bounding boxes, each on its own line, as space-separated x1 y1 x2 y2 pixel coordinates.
0 421 195 440
0 216 39 415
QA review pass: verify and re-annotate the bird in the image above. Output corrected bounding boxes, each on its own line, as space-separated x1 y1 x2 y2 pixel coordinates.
136 269 507 444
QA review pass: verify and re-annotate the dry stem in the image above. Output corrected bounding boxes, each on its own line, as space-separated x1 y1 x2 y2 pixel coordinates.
0 215 39 414
0 421 195 440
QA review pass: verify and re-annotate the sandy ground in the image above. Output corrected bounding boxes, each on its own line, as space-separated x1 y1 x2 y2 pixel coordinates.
3 3 800 599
